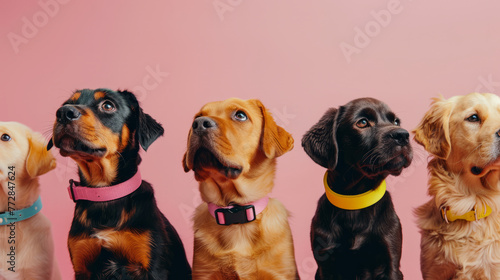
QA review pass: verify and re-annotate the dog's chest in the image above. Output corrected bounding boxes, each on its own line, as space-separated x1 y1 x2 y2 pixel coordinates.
213 224 261 255
0 219 48 279
314 197 401 258
0 270 22 280
69 228 153 273
437 219 500 275
196 214 273 260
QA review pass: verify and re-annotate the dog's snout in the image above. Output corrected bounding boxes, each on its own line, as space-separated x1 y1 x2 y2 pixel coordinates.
192 117 217 133
56 106 81 124
390 129 410 146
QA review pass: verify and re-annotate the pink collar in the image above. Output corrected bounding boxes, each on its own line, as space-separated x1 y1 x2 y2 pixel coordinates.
68 171 142 202
207 196 269 226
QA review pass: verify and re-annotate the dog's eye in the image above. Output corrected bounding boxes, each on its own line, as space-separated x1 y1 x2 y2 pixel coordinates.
1 134 11 142
356 119 370 128
100 100 116 113
394 119 400 126
234 111 248 121
466 114 480 123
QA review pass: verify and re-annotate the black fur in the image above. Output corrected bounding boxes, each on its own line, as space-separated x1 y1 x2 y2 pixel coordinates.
53 89 191 279
302 98 413 280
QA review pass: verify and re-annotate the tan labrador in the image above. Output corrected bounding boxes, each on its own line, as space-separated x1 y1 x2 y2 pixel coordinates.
414 93 500 279
183 98 299 279
0 122 60 280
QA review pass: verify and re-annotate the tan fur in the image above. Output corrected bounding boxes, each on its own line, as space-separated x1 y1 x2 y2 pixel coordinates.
0 122 60 280
184 98 298 279
68 234 101 278
70 92 81 102
93 91 106 100
414 93 500 279
62 108 123 186
68 229 153 277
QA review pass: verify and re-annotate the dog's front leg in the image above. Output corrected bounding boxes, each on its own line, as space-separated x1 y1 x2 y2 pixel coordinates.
192 237 238 280
375 211 403 280
420 259 456 280
311 230 341 280
385 238 403 279
385 269 403 280
420 232 456 280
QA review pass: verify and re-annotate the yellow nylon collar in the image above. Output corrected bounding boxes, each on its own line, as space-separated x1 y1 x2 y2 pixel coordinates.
323 171 387 210
440 205 492 223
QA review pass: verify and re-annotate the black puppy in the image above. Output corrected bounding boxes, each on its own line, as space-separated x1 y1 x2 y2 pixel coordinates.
302 98 413 280
49 89 191 279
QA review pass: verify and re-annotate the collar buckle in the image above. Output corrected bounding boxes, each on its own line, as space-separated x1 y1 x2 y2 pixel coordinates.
68 179 77 202
214 204 256 226
440 204 491 223
440 205 450 224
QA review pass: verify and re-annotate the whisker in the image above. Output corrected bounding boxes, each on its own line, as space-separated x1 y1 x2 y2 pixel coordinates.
361 147 378 162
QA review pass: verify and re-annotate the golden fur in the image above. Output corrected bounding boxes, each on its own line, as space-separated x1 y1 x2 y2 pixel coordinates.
0 122 60 280
414 93 500 279
183 98 298 279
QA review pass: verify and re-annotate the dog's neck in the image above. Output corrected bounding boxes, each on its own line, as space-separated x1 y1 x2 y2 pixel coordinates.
76 149 141 187
0 176 40 212
430 158 500 211
199 155 275 206
326 166 385 196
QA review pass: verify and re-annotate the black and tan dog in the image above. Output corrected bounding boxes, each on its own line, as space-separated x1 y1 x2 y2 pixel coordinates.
302 98 413 280
49 89 191 279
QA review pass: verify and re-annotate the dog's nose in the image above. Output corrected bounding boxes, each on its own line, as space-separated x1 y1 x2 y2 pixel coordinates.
390 129 410 146
56 106 81 124
192 117 217 133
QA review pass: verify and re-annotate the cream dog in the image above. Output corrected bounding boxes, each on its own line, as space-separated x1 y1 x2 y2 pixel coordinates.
0 122 59 280
183 98 299 279
415 93 500 279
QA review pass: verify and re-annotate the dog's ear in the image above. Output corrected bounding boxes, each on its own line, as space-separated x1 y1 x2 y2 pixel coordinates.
120 90 165 151
182 128 194 172
46 138 53 150
182 152 190 172
252 100 294 158
138 108 164 151
26 133 57 178
302 108 339 170
413 97 453 159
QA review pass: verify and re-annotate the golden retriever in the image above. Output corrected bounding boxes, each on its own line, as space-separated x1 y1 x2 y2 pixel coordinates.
183 98 299 279
0 122 60 280
414 93 500 280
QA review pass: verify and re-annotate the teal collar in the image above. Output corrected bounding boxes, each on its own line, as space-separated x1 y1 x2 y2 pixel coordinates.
0 196 42 225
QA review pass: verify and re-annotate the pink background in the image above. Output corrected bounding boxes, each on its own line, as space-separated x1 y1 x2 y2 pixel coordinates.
2 1 500 279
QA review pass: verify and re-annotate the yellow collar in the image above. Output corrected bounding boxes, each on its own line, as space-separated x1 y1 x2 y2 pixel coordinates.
440 205 492 223
323 171 387 210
